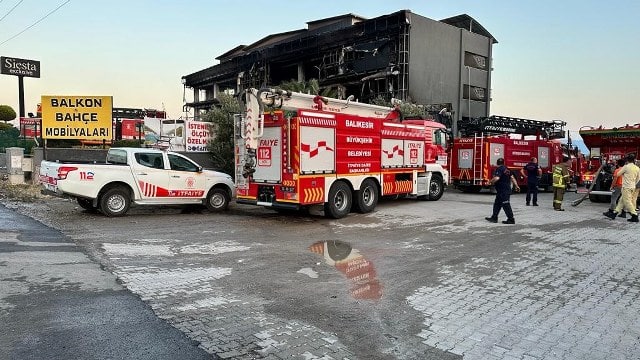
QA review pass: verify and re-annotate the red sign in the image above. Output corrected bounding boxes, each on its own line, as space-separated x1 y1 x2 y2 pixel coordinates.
121 119 144 139
258 146 272 166
410 148 418 164
19 117 41 137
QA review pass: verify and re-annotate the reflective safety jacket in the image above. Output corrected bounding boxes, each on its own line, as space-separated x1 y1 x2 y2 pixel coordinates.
553 163 569 188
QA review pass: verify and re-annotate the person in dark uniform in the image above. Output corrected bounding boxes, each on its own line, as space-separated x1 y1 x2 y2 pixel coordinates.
521 157 542 206
486 158 520 224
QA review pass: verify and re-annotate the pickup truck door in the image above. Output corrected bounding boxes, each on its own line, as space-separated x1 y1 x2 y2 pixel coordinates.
167 153 207 200
131 152 172 202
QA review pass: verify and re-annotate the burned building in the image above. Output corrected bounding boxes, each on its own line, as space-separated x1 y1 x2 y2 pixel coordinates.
181 9 496 135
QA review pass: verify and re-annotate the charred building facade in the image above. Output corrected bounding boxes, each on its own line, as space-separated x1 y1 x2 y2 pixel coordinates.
182 9 496 135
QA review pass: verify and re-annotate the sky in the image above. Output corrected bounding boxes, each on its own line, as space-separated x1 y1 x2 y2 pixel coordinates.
1 0 639 136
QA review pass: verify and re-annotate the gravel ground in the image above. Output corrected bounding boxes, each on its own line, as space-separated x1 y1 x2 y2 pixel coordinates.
0 181 47 202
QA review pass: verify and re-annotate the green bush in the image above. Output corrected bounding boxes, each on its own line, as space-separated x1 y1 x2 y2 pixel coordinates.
0 105 17 123
44 139 83 148
0 124 37 153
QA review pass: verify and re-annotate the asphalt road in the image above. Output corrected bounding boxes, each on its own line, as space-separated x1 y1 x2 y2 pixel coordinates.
0 204 213 360
1 189 639 359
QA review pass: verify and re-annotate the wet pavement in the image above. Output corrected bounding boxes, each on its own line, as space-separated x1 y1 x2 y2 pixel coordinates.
1 190 639 359
0 204 213 360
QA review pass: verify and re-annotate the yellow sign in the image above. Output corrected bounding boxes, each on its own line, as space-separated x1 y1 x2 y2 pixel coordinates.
41 95 113 140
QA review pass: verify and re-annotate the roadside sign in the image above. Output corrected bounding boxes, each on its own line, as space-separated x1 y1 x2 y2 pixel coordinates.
1 56 40 78
186 120 212 152
41 95 113 140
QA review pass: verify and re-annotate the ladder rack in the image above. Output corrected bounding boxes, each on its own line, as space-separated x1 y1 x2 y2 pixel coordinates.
473 133 484 183
458 115 566 139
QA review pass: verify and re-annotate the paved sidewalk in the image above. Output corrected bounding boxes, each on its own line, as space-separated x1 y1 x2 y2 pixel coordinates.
2 190 640 359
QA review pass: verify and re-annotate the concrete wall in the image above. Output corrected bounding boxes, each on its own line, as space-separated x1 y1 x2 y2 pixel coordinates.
408 13 462 107
408 13 493 132
459 30 493 120
1 148 34 184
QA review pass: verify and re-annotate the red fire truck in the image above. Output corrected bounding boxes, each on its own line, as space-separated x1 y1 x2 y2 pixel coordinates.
450 116 567 192
234 88 449 218
565 138 587 187
578 124 640 202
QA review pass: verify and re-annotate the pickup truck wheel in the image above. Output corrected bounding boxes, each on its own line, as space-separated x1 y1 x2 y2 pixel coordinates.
99 187 131 217
206 188 230 212
324 181 352 219
77 198 97 212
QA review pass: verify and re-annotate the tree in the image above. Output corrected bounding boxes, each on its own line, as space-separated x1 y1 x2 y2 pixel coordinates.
371 96 427 119
0 105 17 123
0 122 16 132
203 93 241 176
278 78 338 98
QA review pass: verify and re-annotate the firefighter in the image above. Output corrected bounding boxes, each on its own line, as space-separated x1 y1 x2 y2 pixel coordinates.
521 157 542 206
552 156 571 211
603 159 626 218
605 154 640 222
485 158 520 224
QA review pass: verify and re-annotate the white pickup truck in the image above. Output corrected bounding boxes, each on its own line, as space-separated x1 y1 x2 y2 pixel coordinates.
39 147 235 217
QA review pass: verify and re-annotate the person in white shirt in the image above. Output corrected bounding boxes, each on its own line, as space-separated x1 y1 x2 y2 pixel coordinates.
605 154 640 222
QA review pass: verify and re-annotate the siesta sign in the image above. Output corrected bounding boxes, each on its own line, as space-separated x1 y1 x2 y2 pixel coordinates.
1 56 40 78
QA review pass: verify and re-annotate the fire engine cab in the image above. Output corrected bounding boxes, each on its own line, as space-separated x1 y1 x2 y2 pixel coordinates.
234 88 449 218
579 124 640 202
450 115 567 192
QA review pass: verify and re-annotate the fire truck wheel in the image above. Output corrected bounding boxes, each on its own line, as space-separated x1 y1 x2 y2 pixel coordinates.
353 179 378 213
324 181 352 219
206 188 230 212
99 186 131 217
427 174 444 201
77 197 97 212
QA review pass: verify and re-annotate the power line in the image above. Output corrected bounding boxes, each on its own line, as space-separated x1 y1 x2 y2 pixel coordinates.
0 0 71 46
0 0 25 22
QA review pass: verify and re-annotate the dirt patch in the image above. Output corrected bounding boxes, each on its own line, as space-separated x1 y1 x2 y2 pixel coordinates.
0 180 50 202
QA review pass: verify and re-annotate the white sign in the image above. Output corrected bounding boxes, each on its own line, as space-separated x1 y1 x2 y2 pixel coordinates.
10 156 21 169
143 117 186 152
186 120 212 152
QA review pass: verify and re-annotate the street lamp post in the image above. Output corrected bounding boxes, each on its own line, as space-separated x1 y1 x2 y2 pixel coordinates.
136 122 143 146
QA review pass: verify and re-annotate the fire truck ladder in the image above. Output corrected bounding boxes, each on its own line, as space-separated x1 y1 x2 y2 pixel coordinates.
459 115 566 139
473 133 484 183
